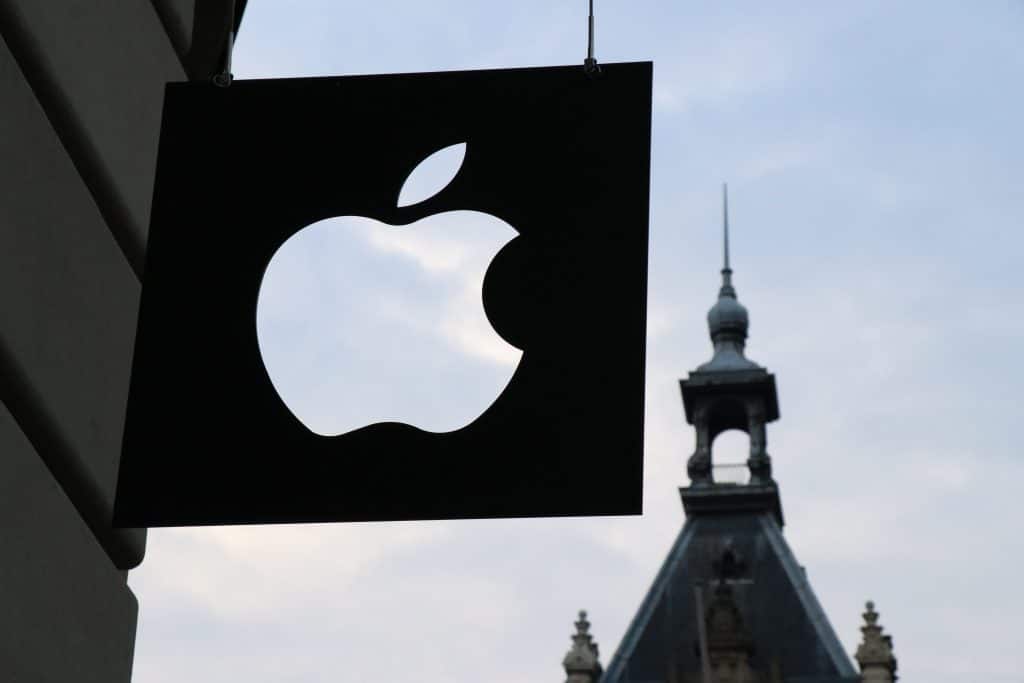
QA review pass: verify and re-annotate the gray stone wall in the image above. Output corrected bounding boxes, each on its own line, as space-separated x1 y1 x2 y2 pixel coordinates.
0 2 237 678
0 403 138 682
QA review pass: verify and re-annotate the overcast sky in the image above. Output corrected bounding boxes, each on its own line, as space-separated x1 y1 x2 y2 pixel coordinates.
129 2 1024 681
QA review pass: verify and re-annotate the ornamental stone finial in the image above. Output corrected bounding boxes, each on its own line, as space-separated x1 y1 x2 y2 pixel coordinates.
563 609 602 683
855 600 897 683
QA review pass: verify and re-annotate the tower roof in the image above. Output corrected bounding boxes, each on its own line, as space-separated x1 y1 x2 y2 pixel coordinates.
600 513 858 683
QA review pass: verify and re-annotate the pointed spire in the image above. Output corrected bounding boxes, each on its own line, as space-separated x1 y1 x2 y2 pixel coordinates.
855 601 898 683
720 183 736 298
699 184 756 372
563 610 602 683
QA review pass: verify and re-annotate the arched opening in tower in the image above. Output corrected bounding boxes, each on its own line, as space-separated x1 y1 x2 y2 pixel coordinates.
711 429 750 485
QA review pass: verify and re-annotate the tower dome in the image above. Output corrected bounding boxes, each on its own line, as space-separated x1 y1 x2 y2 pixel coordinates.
706 271 749 341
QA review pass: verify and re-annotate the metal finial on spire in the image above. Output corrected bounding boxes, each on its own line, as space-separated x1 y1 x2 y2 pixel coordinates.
723 182 731 272
718 183 735 297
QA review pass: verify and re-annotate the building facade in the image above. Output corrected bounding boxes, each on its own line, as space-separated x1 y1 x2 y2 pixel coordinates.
562 192 898 683
0 3 244 679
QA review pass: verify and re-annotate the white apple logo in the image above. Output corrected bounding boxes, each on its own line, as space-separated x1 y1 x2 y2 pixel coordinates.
256 142 522 436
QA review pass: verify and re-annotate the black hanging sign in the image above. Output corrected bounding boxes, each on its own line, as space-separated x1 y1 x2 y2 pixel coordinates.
114 62 653 527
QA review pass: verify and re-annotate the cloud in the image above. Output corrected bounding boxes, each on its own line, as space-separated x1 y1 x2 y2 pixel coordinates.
255 211 520 434
132 522 455 622
653 30 792 115
441 280 521 366
364 221 475 274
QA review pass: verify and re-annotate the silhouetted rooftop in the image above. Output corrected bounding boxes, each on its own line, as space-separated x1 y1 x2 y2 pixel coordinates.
602 509 858 683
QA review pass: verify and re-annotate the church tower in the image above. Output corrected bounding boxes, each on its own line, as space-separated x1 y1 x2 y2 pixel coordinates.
565 187 869 683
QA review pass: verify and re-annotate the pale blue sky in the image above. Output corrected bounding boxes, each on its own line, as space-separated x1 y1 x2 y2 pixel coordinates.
129 2 1024 681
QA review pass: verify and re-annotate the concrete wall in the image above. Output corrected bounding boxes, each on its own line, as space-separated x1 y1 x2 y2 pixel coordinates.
0 2 238 679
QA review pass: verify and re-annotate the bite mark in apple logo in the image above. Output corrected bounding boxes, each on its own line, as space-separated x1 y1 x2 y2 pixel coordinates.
256 142 522 436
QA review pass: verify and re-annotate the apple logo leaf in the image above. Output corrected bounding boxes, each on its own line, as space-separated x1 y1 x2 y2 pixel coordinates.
397 142 467 208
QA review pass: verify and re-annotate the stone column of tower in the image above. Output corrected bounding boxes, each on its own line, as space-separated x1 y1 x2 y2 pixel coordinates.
854 602 898 683
562 610 603 683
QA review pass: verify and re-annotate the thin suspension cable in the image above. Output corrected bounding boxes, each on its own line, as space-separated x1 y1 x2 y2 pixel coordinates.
214 0 236 87
588 0 595 62
584 0 600 74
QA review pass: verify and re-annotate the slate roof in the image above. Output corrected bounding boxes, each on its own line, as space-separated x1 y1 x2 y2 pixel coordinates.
601 509 858 683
